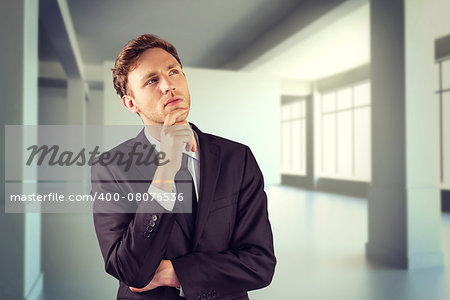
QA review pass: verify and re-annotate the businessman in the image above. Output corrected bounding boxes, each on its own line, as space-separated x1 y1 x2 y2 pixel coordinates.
91 34 276 300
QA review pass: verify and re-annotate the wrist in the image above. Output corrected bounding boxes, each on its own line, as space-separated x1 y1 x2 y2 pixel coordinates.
155 164 178 179
152 166 177 192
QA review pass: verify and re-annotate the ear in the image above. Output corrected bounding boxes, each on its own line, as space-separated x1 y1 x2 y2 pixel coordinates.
122 95 140 113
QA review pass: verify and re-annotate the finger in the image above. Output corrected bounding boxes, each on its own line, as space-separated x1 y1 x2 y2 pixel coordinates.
191 131 197 152
164 128 192 136
182 131 196 152
184 137 194 152
183 130 197 152
165 134 192 144
129 283 157 293
164 108 188 127
170 128 196 152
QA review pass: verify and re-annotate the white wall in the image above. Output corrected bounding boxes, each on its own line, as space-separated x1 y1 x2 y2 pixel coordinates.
39 87 68 125
103 62 281 184
281 78 311 96
86 89 103 125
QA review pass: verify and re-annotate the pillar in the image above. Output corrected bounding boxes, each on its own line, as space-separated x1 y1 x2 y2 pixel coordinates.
366 0 444 269
0 0 43 299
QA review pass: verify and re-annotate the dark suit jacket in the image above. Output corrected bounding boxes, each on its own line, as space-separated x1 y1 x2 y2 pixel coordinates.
91 123 276 300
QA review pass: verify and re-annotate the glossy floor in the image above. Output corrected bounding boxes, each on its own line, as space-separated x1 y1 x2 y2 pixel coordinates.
250 185 450 300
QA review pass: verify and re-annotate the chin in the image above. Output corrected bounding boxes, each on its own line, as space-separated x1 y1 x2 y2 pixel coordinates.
177 108 189 116
175 118 188 124
175 115 189 124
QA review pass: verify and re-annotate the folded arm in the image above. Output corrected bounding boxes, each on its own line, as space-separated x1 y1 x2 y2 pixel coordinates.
91 163 176 288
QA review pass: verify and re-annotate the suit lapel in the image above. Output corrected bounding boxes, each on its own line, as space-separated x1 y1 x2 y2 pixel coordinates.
190 123 221 250
128 124 222 247
127 129 158 181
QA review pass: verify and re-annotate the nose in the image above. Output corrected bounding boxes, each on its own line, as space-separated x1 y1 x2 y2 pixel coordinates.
160 75 175 94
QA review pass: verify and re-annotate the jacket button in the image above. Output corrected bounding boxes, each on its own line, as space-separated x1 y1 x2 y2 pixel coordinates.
212 291 217 297
149 220 156 227
201 294 206 300
143 231 151 238
145 226 154 232
151 214 158 221
207 292 211 298
195 296 201 300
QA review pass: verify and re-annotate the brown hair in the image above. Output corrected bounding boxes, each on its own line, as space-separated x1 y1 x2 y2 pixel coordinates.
112 34 182 98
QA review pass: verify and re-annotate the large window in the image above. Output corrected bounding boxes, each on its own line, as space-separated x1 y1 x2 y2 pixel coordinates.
318 81 371 181
281 98 307 175
437 57 450 189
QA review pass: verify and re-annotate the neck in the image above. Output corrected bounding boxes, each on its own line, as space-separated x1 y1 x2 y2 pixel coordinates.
145 125 162 141
144 120 189 141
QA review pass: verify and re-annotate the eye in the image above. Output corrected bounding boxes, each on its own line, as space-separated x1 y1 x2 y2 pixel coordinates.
146 78 157 85
169 69 179 75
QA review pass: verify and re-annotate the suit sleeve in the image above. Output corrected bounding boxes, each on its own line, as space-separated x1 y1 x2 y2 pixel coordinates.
91 162 176 288
171 146 276 299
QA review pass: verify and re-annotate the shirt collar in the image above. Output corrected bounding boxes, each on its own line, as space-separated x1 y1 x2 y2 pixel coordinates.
144 125 200 161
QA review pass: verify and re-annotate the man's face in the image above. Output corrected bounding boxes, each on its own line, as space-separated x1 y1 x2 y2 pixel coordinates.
125 48 190 125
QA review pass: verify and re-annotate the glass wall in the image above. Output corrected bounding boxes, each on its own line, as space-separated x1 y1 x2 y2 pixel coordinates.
437 58 450 189
281 98 307 175
318 81 371 181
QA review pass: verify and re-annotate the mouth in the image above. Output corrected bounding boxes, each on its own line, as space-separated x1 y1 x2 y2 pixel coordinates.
164 97 183 108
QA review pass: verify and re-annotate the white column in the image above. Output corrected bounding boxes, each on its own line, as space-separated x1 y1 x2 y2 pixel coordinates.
366 0 444 269
67 79 88 194
404 0 444 268
0 0 43 299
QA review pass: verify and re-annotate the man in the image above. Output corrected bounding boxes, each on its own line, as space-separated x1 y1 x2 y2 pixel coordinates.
91 34 276 300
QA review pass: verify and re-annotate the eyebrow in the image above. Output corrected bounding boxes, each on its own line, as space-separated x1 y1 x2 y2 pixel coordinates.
140 63 181 85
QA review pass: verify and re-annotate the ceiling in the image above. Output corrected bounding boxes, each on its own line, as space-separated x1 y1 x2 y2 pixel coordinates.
249 3 370 80
40 0 307 68
39 0 369 81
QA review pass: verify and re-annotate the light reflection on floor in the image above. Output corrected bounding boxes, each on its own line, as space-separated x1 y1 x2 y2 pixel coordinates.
250 185 450 300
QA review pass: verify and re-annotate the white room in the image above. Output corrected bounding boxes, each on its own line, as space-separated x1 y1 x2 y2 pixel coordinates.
1 0 450 299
